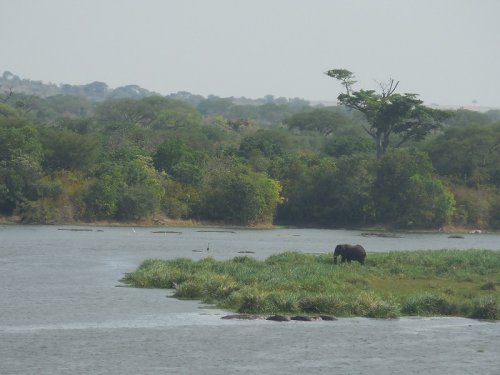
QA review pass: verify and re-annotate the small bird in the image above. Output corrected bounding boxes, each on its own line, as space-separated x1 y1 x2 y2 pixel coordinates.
207 243 210 252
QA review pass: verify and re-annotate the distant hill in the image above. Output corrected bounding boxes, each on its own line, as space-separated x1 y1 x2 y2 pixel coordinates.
428 103 500 113
0 71 159 101
0 71 311 108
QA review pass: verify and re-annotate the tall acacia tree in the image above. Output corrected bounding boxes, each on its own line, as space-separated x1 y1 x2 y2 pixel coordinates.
326 69 450 158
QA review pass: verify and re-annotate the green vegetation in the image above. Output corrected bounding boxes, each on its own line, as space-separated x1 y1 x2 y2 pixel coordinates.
1 70 500 229
122 250 500 320
326 69 451 158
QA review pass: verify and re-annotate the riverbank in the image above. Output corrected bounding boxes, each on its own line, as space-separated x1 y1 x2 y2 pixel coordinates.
0 214 280 229
122 250 500 320
1 214 495 235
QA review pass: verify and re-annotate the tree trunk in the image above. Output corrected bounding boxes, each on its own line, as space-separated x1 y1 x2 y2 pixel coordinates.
375 132 390 158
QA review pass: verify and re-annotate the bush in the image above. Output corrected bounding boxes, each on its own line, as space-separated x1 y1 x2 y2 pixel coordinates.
469 297 499 320
202 274 238 301
174 280 204 299
267 292 300 314
199 164 282 225
237 290 270 314
122 259 189 288
17 200 59 224
401 293 455 316
350 292 400 318
298 294 347 315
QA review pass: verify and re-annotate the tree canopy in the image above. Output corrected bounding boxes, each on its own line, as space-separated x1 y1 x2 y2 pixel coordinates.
1 71 499 230
326 69 450 157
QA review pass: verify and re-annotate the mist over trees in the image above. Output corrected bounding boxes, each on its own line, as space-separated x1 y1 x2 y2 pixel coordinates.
1 71 500 230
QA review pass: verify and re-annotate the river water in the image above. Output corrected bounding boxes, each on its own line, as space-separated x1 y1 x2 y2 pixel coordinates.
1 225 499 374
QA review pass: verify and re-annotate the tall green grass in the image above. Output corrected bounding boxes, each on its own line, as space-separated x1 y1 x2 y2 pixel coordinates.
122 250 500 319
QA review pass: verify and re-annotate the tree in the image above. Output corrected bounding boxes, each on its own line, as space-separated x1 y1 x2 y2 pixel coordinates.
116 155 165 220
276 154 337 225
325 155 376 225
326 69 450 157
373 149 455 228
152 104 202 130
196 97 234 116
284 108 354 136
323 134 374 157
275 153 375 227
153 139 205 185
0 118 43 213
40 95 95 121
84 155 164 221
160 179 201 219
424 123 500 186
238 130 288 159
84 163 124 219
40 128 102 172
404 174 456 228
200 163 282 225
95 98 156 128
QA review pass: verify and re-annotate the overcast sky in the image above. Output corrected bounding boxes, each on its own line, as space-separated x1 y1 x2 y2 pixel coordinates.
1 0 499 107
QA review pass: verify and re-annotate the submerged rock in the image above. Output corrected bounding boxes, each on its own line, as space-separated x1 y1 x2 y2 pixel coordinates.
151 230 182 234
361 232 401 238
291 315 318 321
221 314 264 320
266 315 291 322
319 315 338 321
221 314 338 321
291 315 338 321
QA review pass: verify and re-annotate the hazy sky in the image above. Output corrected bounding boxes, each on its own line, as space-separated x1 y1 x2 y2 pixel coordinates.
1 0 499 107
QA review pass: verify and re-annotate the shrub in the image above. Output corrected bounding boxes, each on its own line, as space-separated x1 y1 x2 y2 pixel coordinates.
401 293 454 315
267 292 300 314
17 200 59 224
237 290 270 313
175 280 204 299
469 297 499 320
123 259 189 288
298 294 348 315
351 292 400 318
202 274 238 301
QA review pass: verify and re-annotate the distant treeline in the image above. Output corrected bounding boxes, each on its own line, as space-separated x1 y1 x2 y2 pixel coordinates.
1 72 500 229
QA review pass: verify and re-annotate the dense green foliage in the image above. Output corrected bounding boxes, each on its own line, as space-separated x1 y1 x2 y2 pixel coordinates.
373 149 455 228
122 250 500 319
1 71 500 228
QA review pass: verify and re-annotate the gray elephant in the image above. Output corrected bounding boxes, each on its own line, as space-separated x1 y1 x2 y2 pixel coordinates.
333 244 366 265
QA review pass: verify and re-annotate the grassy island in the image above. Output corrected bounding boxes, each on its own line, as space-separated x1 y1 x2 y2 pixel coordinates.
122 250 500 320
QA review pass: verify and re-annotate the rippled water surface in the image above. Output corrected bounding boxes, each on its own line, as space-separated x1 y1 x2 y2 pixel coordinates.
1 225 499 374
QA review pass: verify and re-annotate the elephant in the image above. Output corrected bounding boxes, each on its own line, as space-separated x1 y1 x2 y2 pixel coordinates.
333 244 366 265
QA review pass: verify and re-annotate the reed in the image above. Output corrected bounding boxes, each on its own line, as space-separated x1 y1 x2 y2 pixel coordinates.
122 250 500 319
